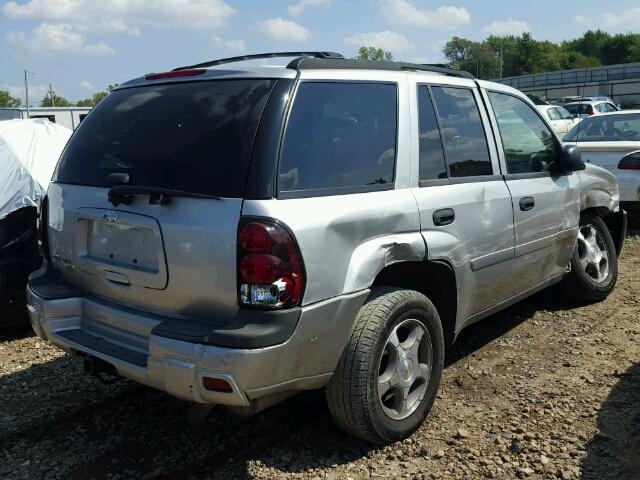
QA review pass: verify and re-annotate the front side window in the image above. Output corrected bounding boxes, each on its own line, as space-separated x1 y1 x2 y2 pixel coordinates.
430 86 492 177
489 91 561 174
417 86 447 181
564 113 640 142
547 108 562 121
558 107 573 120
278 82 397 193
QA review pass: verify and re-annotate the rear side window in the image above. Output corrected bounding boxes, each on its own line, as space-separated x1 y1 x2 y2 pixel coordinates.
54 79 276 197
278 82 397 193
430 87 492 177
417 86 447 181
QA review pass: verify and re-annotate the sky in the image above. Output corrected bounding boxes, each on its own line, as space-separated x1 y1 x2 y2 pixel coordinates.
1 0 640 105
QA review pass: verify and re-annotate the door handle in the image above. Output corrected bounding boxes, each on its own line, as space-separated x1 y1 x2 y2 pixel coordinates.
519 197 535 211
433 208 455 226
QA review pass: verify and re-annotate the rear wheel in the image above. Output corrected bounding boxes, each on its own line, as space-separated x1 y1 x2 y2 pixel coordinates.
564 213 617 301
325 287 444 444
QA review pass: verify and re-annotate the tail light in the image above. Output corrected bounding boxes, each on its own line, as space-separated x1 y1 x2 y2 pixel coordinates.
36 195 50 261
587 106 595 116
618 152 640 170
237 218 305 308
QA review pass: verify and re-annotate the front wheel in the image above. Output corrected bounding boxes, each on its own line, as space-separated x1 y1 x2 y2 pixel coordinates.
325 288 444 444
563 213 618 301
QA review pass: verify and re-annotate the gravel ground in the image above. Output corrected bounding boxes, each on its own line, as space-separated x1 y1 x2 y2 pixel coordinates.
1 221 638 480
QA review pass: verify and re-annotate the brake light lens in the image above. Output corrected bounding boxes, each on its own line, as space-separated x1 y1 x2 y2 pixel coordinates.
36 195 49 261
237 219 304 308
144 69 206 80
588 106 595 116
618 152 640 170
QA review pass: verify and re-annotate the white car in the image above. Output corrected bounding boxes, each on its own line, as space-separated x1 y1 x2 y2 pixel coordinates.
537 105 580 137
564 100 620 119
564 110 640 204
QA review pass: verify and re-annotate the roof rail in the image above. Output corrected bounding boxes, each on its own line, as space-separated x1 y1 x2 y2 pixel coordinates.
288 57 474 79
173 51 344 71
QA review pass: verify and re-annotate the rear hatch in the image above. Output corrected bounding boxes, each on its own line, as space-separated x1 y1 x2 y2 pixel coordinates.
47 78 277 318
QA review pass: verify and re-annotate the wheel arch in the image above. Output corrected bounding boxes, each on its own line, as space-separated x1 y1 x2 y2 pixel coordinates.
371 260 458 347
580 207 627 256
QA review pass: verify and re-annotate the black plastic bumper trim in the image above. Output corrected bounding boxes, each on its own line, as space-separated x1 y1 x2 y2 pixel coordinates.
151 307 302 349
27 264 82 300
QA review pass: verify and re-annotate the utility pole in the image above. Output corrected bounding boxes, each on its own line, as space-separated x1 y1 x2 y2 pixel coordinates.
24 69 30 117
499 48 503 79
49 83 55 107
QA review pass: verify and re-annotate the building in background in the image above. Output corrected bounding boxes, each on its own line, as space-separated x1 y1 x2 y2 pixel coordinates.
0 107 91 130
496 62 640 108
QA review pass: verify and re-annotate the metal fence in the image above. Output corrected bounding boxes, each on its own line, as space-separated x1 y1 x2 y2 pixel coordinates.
496 62 640 89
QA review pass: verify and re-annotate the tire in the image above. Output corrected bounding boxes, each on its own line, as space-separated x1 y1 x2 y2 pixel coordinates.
325 287 444 444
563 213 618 302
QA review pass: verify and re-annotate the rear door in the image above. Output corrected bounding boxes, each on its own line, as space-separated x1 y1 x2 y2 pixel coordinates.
483 88 580 286
48 78 279 318
409 77 517 322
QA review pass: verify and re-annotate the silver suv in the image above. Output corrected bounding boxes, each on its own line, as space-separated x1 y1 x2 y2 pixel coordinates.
27 52 627 444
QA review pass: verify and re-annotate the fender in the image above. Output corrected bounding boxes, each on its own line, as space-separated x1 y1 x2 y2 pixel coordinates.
342 232 426 293
577 164 620 213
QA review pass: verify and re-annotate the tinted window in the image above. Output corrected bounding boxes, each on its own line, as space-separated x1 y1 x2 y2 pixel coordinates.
606 103 618 112
417 86 446 181
431 87 492 177
278 82 397 192
547 108 562 121
566 104 592 115
564 113 640 142
489 92 561 174
55 79 276 197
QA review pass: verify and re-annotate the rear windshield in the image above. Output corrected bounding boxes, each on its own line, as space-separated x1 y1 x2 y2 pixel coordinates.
565 104 592 115
54 79 276 197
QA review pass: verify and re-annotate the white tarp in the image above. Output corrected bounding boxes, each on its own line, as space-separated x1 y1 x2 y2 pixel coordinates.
0 118 72 220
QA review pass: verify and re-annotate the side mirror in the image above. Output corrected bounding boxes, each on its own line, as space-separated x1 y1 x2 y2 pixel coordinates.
557 144 585 172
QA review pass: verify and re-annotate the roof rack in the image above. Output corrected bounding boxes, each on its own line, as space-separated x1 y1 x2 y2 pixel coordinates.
173 51 344 71
288 57 474 79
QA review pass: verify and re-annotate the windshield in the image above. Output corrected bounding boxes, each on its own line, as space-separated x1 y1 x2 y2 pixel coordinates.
54 79 276 197
564 113 640 142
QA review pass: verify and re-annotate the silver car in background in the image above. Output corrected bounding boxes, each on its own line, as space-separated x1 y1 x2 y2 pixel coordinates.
564 100 620 119
564 110 640 206
26 52 626 445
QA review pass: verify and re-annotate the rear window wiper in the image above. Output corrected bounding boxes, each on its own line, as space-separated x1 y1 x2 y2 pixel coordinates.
107 185 222 207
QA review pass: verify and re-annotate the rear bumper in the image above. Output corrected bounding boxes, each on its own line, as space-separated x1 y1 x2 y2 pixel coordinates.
27 270 368 406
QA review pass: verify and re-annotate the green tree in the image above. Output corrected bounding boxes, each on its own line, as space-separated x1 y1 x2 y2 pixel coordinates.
357 46 393 61
40 91 72 107
76 84 118 107
76 91 108 107
0 90 21 107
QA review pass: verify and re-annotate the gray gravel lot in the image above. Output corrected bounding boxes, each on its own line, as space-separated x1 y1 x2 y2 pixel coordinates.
1 221 639 480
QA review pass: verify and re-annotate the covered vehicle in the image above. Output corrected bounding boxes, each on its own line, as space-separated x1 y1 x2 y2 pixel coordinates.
0 119 72 325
